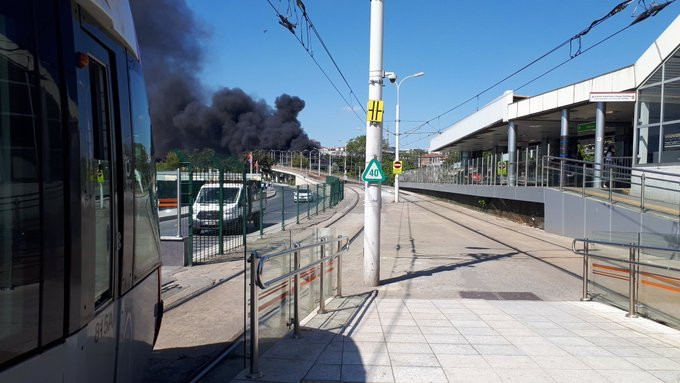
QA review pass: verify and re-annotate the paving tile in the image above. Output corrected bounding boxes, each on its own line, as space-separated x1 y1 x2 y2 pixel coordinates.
545 336 593 347
235 358 314 382
559 345 614 356
514 342 569 356
316 350 343 364
436 354 489 368
483 320 528 329
382 325 422 334
482 355 539 369
304 363 341 381
346 341 386 353
342 351 391 366
384 332 426 343
450 320 491 328
386 342 432 354
577 355 642 370
650 370 680 383
463 335 510 345
443 367 502 383
493 368 554 383
479 314 514 322
625 356 680 371
410 312 448 320
605 346 664 357
457 327 500 336
531 327 575 337
596 369 664 383
473 344 523 356
419 326 460 335
343 332 385 342
533 353 590 369
392 366 448 383
546 369 608 383
342 364 394 382
262 341 328 361
429 343 478 355
504 336 553 346
646 346 680 358
347 324 383 333
423 333 468 344
389 353 440 367
587 336 636 348
418 319 455 327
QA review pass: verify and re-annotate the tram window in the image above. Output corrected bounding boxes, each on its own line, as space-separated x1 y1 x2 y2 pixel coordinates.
89 59 113 306
0 3 41 365
129 59 160 282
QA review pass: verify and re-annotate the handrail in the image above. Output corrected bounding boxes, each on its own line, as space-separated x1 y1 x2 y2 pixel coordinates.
572 238 680 273
255 235 349 289
572 237 680 320
247 234 350 379
545 155 680 179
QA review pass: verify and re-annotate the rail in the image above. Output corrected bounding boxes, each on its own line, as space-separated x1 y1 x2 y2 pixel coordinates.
248 235 350 378
572 238 680 320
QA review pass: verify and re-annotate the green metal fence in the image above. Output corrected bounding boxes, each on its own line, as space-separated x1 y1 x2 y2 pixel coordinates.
159 165 346 265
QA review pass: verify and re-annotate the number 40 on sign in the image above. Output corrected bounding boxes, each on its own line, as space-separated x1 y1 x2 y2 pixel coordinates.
362 159 386 183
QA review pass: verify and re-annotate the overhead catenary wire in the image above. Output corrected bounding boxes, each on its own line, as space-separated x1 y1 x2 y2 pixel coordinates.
400 0 669 139
264 0 365 125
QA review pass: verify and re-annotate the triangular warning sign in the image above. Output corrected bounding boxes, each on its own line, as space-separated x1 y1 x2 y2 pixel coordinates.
362 159 386 183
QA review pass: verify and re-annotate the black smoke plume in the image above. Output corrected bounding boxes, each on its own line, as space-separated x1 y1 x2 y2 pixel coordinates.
130 0 317 157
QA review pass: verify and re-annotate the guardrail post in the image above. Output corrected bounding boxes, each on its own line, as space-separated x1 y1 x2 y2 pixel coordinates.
626 244 638 318
559 160 564 191
640 173 646 212
525 148 529 187
337 236 343 297
296 185 300 224
608 167 613 204
316 184 319 215
259 186 264 237
176 168 182 237
281 186 285 231
318 239 327 314
219 169 224 255
581 241 591 301
248 252 262 378
307 185 311 219
187 167 194 267
322 184 327 212
582 163 586 197
293 244 301 337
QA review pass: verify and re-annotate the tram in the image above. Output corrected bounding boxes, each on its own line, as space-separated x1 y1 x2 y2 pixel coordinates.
1 1 162 381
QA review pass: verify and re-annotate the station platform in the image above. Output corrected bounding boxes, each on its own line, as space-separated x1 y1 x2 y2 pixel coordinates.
227 190 680 383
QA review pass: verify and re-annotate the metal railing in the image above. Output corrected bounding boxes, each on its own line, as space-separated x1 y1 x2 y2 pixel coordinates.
401 155 680 217
572 238 680 320
248 235 350 378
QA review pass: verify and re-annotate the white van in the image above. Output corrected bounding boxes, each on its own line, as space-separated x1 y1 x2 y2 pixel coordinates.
191 182 266 234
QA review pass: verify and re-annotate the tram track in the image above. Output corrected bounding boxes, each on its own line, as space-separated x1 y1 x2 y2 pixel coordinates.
398 191 584 281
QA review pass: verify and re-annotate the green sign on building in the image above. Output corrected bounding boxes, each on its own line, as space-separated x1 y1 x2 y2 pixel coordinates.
577 122 596 133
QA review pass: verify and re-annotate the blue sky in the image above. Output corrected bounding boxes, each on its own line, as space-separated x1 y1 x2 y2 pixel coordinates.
187 1 679 150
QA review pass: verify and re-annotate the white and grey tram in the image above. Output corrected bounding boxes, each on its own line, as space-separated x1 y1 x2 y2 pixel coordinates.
1 0 162 382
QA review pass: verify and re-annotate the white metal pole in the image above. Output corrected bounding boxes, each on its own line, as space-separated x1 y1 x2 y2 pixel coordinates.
328 152 332 175
318 151 321 175
395 82 401 203
364 0 383 287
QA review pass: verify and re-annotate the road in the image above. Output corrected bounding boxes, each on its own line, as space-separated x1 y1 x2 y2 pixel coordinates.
159 185 326 237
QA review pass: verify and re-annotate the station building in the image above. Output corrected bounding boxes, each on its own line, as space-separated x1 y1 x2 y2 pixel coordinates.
402 15 680 244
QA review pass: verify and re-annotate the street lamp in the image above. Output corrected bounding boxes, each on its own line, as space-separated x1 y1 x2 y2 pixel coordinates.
388 71 424 203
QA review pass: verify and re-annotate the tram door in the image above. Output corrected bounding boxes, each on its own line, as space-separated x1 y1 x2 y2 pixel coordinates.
72 32 121 381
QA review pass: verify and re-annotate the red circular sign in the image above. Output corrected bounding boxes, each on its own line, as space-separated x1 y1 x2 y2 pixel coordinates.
394 161 402 169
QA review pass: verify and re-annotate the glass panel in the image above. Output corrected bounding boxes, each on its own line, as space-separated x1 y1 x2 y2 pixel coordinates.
665 50 680 81
129 58 161 281
636 126 660 164
663 80 680 123
638 85 662 125
0 2 41 365
636 248 680 328
586 245 630 313
660 122 680 163
89 59 112 306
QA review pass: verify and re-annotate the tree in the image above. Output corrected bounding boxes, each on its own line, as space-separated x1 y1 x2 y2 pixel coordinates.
345 135 366 158
156 150 181 171
443 151 460 167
